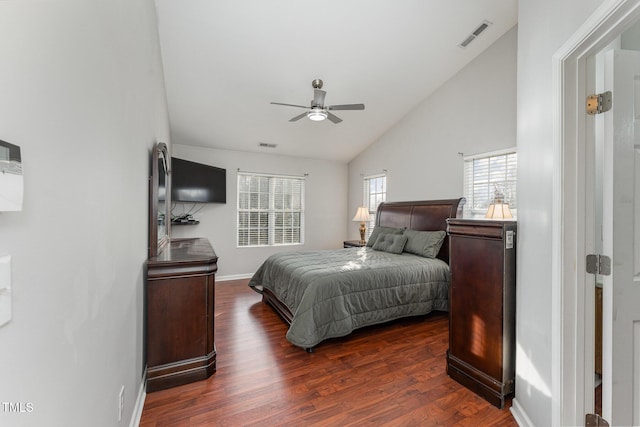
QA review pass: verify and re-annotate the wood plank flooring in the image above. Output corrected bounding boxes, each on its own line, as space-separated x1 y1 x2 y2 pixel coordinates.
140 279 517 426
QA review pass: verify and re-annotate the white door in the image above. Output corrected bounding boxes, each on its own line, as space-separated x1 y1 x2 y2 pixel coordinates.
602 48 640 426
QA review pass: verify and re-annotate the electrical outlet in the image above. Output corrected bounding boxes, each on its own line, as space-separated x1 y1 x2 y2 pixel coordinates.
118 385 125 422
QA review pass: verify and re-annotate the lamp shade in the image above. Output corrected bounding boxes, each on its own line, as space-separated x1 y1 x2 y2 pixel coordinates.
485 203 513 219
485 185 513 219
352 207 370 222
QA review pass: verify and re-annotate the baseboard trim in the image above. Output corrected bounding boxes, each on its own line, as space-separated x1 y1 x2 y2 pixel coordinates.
510 398 534 427
216 273 253 282
129 371 147 427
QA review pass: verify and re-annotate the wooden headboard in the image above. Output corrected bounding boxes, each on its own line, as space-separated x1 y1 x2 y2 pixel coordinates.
376 198 465 264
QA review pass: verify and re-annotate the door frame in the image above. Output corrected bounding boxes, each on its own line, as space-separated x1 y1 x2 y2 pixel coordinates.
553 0 640 425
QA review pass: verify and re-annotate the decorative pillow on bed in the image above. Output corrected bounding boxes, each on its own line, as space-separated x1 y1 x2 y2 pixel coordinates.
372 233 408 254
402 229 446 258
366 226 405 247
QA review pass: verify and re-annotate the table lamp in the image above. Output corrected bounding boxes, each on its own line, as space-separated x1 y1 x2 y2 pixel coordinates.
352 207 370 244
485 188 513 219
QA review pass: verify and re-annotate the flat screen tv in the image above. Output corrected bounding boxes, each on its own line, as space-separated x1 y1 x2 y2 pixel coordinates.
171 157 226 203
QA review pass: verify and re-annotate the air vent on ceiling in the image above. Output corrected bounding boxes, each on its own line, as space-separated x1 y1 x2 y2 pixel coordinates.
458 20 492 48
258 142 277 148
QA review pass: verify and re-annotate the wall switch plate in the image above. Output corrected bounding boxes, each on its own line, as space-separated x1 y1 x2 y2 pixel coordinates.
0 255 12 327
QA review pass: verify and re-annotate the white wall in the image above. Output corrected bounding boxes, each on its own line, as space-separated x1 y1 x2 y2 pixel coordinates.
621 19 640 50
171 144 348 278
347 26 517 240
515 1 603 426
0 1 169 426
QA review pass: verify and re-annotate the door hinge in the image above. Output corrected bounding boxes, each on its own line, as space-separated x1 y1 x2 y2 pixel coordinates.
586 91 612 115
586 254 611 276
586 413 610 427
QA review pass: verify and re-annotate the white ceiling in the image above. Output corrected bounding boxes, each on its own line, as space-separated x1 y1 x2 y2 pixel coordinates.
155 0 517 163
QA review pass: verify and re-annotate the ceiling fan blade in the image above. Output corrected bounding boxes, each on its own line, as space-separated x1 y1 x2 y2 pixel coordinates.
313 89 326 107
271 102 308 109
327 104 365 111
289 112 307 122
327 112 343 124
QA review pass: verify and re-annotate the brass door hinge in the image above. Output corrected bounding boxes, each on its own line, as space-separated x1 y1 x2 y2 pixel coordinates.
586 91 612 115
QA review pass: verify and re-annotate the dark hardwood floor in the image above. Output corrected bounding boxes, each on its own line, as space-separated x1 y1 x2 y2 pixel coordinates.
140 279 517 426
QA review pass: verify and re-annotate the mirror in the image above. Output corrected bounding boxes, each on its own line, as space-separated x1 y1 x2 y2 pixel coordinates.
149 142 171 258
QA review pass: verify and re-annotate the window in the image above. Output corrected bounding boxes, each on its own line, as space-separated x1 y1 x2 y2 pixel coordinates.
363 173 386 238
237 172 305 247
463 148 517 218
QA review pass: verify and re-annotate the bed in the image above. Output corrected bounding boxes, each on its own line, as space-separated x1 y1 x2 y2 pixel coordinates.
248 198 465 351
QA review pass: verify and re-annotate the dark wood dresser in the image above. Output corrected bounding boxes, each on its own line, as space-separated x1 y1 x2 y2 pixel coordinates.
446 219 516 408
146 237 218 392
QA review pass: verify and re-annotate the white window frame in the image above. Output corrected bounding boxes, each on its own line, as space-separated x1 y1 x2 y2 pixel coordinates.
237 172 305 247
463 147 517 218
363 173 386 239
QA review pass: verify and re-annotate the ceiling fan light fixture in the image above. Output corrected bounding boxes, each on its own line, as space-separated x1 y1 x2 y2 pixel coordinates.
307 109 328 121
271 80 363 124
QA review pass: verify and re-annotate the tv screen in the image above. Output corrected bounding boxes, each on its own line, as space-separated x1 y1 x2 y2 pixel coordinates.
171 157 226 203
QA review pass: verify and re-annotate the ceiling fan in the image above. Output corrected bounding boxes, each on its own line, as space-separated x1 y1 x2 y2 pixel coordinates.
270 79 365 124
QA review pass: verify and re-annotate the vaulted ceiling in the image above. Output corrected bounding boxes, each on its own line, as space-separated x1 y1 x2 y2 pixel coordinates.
155 0 517 163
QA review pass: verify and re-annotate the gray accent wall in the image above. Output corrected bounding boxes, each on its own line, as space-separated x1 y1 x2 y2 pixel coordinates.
0 1 170 425
171 144 348 278
516 0 603 425
347 26 518 240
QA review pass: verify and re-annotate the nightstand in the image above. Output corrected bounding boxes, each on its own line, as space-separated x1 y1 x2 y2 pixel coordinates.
446 218 517 409
343 240 366 248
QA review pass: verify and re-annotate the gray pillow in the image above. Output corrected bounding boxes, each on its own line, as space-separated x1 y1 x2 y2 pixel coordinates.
372 234 408 254
403 229 446 258
366 225 405 247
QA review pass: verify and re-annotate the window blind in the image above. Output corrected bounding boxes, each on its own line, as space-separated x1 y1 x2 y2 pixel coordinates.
237 172 305 247
463 149 517 217
363 173 386 238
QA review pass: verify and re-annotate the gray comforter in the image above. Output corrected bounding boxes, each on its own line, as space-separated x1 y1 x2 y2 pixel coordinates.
248 246 450 348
